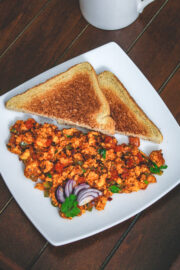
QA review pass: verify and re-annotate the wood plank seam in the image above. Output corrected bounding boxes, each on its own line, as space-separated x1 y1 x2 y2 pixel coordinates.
54 24 89 66
0 196 13 215
99 213 141 270
26 241 49 270
158 62 180 94
0 0 52 60
50 0 169 66
126 0 169 54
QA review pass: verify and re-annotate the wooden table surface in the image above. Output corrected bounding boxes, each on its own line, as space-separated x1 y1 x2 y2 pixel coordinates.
0 1 180 269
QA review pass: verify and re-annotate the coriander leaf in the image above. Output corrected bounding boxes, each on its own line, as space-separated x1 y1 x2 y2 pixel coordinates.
61 194 80 218
151 161 159 168
160 165 168 169
10 128 17 134
81 168 86 173
144 180 149 185
46 172 52 178
150 167 160 174
109 185 121 193
150 163 167 175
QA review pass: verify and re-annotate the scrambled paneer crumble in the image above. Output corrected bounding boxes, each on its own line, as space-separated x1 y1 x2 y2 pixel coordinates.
7 118 167 219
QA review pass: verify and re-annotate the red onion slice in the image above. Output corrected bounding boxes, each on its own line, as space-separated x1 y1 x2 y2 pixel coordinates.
73 183 90 196
77 188 102 205
78 188 102 198
55 186 65 203
78 190 99 202
78 195 96 206
65 179 76 197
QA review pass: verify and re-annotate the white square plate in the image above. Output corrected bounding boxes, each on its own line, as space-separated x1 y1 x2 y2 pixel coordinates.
0 42 180 246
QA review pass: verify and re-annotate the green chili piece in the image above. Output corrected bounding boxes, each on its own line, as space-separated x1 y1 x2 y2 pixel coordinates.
44 189 49 197
66 135 72 138
98 148 106 159
81 168 86 173
43 181 52 189
20 141 28 149
144 180 149 185
160 165 168 169
66 145 72 150
51 200 57 207
77 160 83 166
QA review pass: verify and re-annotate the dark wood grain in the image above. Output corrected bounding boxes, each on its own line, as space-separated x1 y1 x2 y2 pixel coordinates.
31 218 133 270
105 185 180 270
59 0 180 93
58 0 165 63
0 175 12 211
0 200 46 270
0 0 48 55
0 0 87 95
0 0 179 269
161 68 180 124
129 0 180 90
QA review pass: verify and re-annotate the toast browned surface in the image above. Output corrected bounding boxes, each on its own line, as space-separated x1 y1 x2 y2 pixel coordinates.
98 71 163 143
6 62 115 134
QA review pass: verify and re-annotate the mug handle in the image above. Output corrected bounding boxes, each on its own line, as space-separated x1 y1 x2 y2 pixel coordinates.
137 0 155 13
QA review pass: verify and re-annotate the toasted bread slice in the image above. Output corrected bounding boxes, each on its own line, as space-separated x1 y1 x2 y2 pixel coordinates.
6 62 115 134
98 71 163 143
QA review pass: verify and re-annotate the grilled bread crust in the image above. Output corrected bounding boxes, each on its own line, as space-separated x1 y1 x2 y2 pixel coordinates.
98 71 163 143
6 62 115 134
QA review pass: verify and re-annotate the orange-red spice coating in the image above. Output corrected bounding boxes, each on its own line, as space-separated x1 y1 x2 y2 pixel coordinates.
7 119 165 218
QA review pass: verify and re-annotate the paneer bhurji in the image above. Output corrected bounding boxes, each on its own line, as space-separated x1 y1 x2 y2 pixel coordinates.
7 118 167 219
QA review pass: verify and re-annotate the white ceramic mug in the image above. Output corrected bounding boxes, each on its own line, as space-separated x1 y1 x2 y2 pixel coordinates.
79 0 155 30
